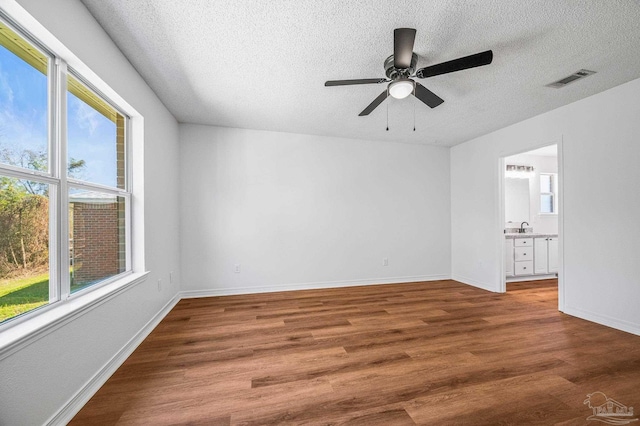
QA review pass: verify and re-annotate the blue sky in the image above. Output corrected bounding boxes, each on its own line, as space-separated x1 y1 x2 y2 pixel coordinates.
0 45 117 188
67 91 118 187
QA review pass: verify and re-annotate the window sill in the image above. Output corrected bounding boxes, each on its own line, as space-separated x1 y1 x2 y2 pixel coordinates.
0 271 149 362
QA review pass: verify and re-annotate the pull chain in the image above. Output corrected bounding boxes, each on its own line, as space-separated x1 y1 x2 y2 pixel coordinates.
386 90 389 131
413 87 416 131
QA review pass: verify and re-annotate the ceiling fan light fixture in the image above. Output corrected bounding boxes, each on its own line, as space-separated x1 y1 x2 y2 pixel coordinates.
324 29 493 116
388 78 415 99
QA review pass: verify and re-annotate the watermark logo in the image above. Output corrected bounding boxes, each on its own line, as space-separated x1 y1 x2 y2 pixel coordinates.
584 391 638 425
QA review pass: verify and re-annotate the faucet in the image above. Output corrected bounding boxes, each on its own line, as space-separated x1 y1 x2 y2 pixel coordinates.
520 222 529 233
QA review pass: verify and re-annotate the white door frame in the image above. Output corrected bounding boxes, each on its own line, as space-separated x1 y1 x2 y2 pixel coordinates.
497 138 565 312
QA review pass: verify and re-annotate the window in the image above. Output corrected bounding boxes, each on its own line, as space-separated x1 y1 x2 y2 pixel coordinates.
0 17 132 325
540 173 557 214
67 74 130 294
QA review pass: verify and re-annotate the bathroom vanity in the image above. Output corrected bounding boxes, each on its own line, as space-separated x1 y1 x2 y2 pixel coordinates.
505 234 558 281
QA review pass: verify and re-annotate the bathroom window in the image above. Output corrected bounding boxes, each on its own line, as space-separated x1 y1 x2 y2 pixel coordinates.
540 173 557 214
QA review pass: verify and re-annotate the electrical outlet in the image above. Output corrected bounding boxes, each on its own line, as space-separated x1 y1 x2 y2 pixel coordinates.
157 279 162 291
234 264 241 273
383 258 389 266
169 271 173 284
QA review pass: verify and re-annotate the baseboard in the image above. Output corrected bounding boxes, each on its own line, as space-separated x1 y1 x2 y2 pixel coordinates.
46 293 181 426
180 274 450 299
506 274 557 283
562 305 640 337
451 274 499 293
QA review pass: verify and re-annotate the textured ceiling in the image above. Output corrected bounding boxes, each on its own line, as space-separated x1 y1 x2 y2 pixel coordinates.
80 0 640 146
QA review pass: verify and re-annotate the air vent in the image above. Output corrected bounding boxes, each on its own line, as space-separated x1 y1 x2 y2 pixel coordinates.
546 69 596 88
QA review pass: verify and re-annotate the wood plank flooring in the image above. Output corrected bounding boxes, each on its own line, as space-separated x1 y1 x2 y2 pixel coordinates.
71 279 640 425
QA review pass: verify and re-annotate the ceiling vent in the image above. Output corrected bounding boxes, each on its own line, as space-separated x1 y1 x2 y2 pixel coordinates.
546 69 596 88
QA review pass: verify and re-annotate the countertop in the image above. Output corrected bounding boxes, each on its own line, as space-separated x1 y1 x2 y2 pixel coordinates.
505 233 558 239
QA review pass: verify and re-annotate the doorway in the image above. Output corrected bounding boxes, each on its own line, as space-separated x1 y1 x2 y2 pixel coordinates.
499 143 563 310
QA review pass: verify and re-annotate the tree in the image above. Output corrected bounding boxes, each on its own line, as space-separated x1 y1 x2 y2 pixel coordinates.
0 177 48 273
0 146 86 195
0 145 85 276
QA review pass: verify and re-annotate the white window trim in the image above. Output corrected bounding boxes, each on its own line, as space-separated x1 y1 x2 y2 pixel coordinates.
539 172 558 215
0 3 146 354
0 272 149 362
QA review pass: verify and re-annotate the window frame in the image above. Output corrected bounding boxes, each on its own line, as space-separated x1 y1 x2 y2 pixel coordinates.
0 9 143 337
64 68 133 297
539 172 558 215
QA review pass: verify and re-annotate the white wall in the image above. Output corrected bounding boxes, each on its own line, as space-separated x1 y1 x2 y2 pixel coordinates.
180 125 451 295
0 1 181 424
505 153 558 234
452 77 640 334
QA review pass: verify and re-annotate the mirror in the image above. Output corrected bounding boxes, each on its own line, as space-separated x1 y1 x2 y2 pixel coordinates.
505 177 530 223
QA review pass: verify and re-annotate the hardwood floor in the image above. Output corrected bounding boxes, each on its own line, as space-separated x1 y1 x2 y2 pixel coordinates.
71 279 640 425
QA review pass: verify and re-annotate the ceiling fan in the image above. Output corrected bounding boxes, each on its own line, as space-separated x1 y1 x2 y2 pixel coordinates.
325 28 493 116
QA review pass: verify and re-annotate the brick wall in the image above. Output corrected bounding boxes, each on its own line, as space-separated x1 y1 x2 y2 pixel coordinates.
116 114 125 189
71 199 125 286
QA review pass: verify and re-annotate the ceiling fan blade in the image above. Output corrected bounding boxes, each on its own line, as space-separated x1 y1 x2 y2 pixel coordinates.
416 50 493 79
359 90 389 116
394 28 416 69
325 78 388 87
414 82 444 108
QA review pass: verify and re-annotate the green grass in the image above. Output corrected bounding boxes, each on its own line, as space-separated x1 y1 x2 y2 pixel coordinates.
0 272 49 323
